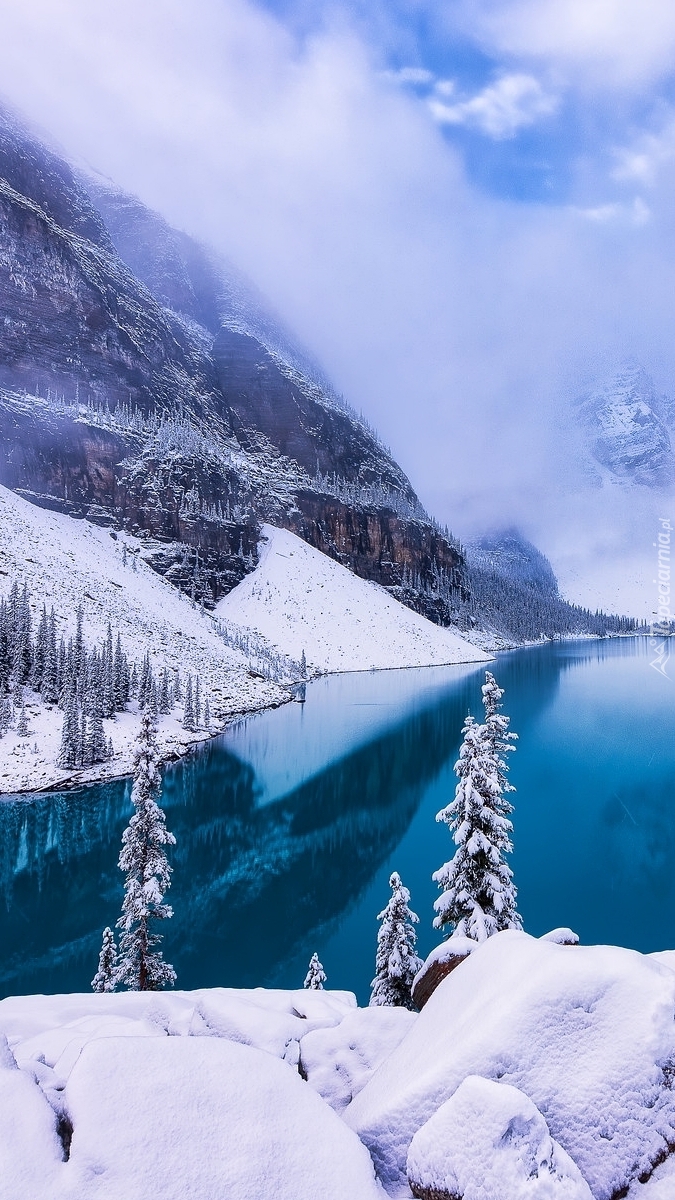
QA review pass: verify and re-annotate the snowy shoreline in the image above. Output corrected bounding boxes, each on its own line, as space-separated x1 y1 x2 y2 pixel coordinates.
0 497 489 798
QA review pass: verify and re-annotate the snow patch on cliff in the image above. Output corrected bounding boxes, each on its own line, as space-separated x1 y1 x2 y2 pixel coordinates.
0 485 286 794
216 525 489 673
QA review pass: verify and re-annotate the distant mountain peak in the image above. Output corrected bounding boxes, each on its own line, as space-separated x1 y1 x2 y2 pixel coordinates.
572 361 673 487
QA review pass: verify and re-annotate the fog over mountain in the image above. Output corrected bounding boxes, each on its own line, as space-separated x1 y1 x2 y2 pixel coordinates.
1 0 674 616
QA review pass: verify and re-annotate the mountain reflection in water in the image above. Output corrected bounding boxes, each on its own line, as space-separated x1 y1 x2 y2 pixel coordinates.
1 640 673 1002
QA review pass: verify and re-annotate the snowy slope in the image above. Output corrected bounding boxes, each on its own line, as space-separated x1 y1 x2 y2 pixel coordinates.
216 525 489 673
0 486 286 793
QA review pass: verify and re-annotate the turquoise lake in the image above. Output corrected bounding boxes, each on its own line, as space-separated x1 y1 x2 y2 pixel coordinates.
0 636 673 1004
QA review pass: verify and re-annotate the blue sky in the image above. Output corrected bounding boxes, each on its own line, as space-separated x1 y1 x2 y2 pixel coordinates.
251 0 675 204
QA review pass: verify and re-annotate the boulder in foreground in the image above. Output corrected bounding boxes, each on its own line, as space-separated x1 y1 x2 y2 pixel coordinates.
407 1075 593 1200
345 931 675 1198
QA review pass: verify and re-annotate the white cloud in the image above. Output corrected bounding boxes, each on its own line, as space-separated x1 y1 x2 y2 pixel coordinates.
428 72 558 138
612 119 675 187
454 0 675 87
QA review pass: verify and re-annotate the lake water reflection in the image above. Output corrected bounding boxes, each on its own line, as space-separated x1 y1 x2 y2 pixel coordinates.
0 638 672 1003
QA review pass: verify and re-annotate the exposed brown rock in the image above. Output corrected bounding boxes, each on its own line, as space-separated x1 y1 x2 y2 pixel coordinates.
411 941 475 1011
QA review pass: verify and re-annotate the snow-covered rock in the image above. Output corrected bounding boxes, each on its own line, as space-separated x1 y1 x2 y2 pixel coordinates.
0 1034 64 1199
0 987 357 1077
216 525 489 673
300 1006 417 1112
344 931 675 1198
59 1036 384 1200
540 928 580 945
406 1075 593 1200
411 936 476 1010
0 988 385 1199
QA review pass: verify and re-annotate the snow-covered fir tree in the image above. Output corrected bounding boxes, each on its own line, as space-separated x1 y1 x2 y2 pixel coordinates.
303 952 326 990
432 672 522 942
115 709 177 991
92 926 118 993
183 675 195 731
369 871 422 1010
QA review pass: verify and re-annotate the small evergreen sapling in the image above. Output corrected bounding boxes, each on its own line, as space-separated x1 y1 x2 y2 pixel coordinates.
92 927 118 992
369 871 422 1010
115 709 176 991
432 672 521 942
303 952 326 990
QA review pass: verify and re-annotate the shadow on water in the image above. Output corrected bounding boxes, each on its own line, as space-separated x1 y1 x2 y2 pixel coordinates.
0 638 670 1000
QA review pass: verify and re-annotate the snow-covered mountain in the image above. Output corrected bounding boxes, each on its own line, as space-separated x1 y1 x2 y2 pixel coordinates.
0 101 639 640
572 362 674 488
0 101 467 630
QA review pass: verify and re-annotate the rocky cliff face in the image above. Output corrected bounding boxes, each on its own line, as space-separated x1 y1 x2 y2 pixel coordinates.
0 105 464 617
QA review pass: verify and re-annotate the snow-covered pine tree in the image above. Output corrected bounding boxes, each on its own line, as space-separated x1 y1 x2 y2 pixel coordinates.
194 678 201 728
115 709 176 991
41 610 58 703
89 710 108 764
203 697 210 728
92 927 118 992
432 693 522 941
57 695 79 767
300 650 307 679
369 871 422 1010
159 668 170 714
303 952 326 990
16 705 28 738
183 675 195 731
73 604 84 679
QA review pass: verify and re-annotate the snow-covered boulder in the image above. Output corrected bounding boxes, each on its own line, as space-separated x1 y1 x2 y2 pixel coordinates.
345 931 675 1198
300 1006 417 1112
411 937 476 1010
0 1034 64 1198
61 1036 384 1200
406 1075 593 1200
0 987 357 1076
540 928 579 946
